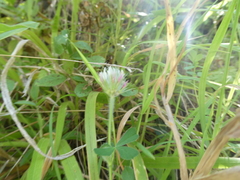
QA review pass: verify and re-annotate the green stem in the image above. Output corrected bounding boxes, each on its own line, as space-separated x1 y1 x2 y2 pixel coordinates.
112 118 116 145
108 95 115 144
108 95 115 179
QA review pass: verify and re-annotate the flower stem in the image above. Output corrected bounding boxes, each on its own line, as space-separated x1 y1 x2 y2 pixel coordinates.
108 95 115 145
108 95 115 179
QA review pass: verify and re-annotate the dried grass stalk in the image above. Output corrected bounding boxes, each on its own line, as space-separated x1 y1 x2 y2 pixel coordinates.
191 112 240 179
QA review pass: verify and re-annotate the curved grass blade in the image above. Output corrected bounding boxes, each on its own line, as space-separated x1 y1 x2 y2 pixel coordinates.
0 21 39 40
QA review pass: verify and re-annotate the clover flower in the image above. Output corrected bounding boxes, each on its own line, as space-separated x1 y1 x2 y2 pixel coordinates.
99 67 128 97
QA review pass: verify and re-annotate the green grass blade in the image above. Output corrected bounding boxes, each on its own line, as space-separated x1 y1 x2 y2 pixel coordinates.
198 0 237 158
213 0 240 137
49 106 55 156
70 41 101 85
58 139 84 180
129 144 149 180
0 21 39 40
198 0 237 132
85 91 100 180
25 0 35 21
54 102 70 154
143 156 240 169
26 138 49 180
0 141 28 147
70 0 81 41
20 30 52 57
51 0 64 49
136 15 165 42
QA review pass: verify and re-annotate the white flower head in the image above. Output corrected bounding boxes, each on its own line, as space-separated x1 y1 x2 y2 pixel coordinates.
99 67 128 97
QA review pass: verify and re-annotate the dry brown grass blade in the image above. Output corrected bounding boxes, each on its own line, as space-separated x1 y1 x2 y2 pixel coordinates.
41 149 53 179
152 0 205 178
190 112 240 180
154 1 188 179
164 0 203 102
164 0 177 103
116 106 140 142
153 75 188 180
194 166 240 180
163 97 188 180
